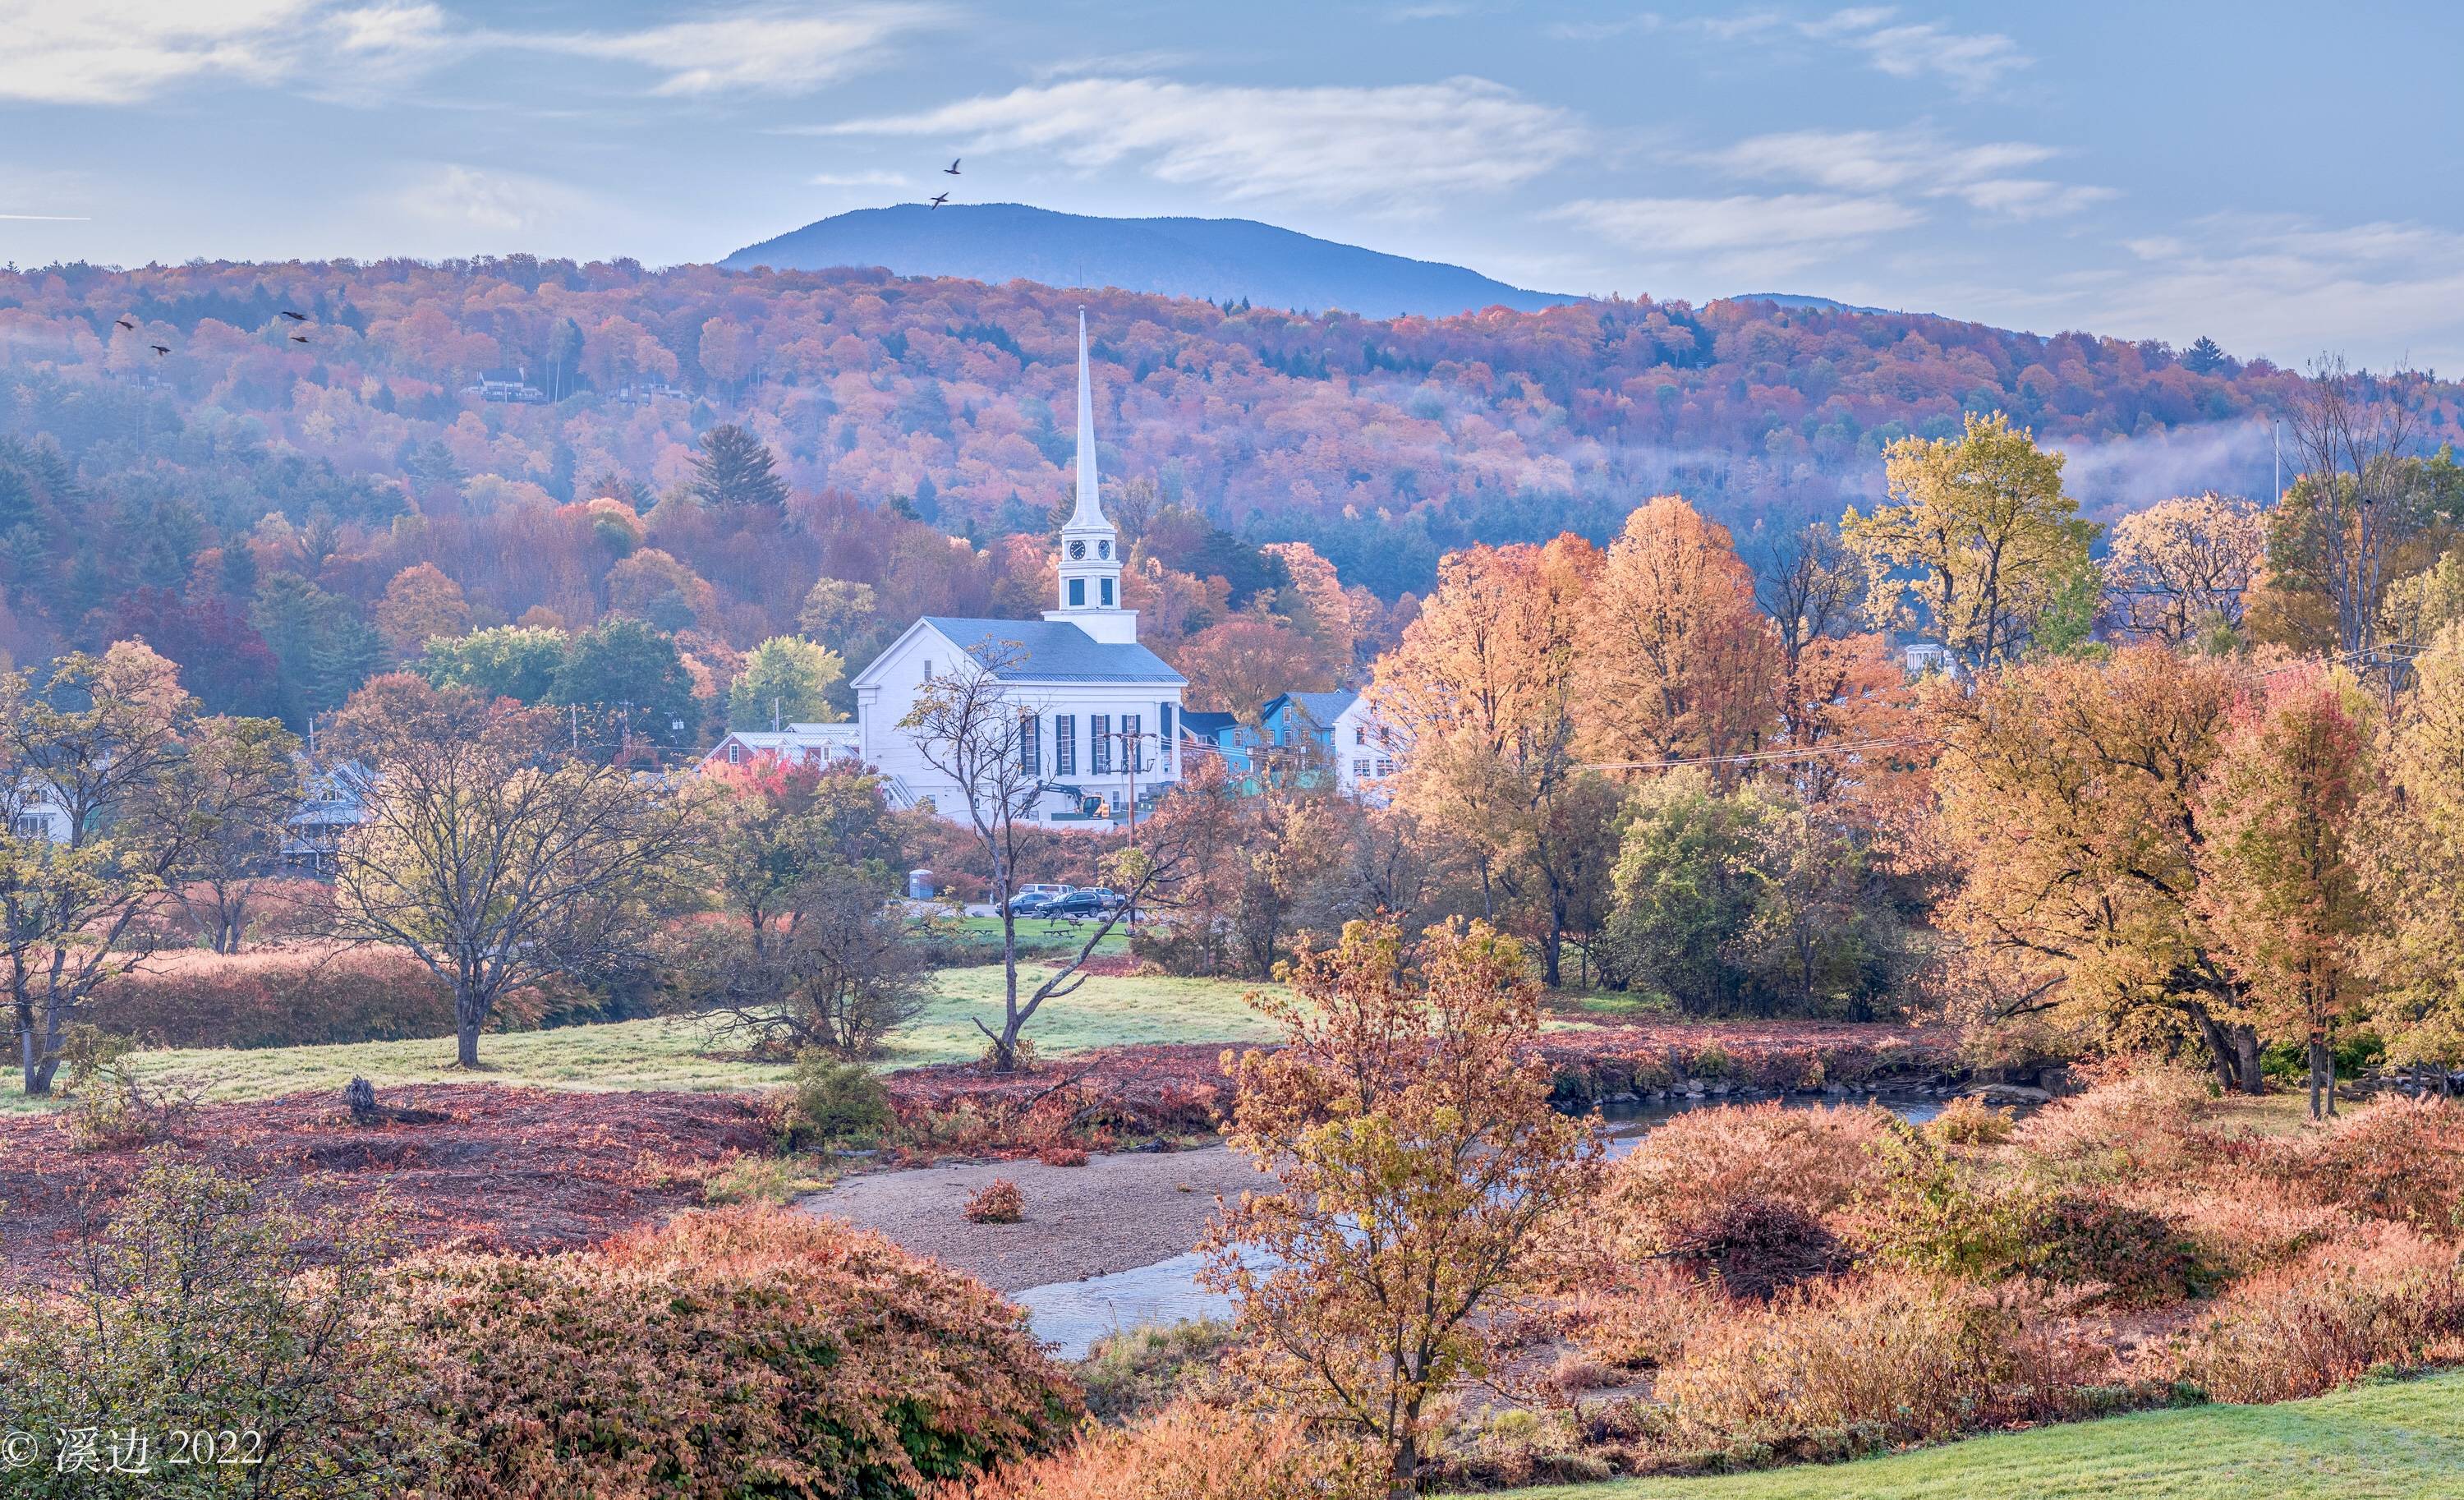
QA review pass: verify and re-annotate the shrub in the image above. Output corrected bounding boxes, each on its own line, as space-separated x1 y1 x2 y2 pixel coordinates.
1927 1094 2016 1146
927 1399 1381 1500
2011 1068 2211 1182
1651 1275 2110 1459
2256 1097 2464 1233
2023 1191 2206 1306
2175 1227 2464 1402
1564 1265 1727 1370
1040 1143 1091 1167
0 1154 414 1499
783 1051 895 1148
1852 1127 2036 1280
1606 1101 1891 1274
1857 1131 2203 1304
85 946 458 1049
1078 1320 1238 1423
966 1177 1026 1224
395 1207 1078 1498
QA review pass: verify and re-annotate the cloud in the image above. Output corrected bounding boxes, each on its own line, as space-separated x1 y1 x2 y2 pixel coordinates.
1552 193 1920 253
384 162 605 241
815 76 1586 208
1709 127 2110 220
0 0 324 104
528 5 940 97
806 170 910 188
1545 12 1663 41
2080 215 2464 372
0 214 92 221
1799 8 2032 98
0 2 940 106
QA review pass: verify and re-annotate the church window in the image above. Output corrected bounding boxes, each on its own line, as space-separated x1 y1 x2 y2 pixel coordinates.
1055 715 1077 775
1100 578 1115 606
1159 703 1174 769
1069 578 1086 607
1019 712 1041 775
1124 714 1143 772
1091 715 1112 773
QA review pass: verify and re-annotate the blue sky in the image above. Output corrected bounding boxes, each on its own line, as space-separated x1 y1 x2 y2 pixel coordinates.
6 1 2461 370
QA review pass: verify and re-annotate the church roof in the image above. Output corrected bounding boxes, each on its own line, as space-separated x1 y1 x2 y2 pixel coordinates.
920 618 1186 685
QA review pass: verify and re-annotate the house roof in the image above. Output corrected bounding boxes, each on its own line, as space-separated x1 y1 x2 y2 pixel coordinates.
1265 690 1360 725
720 723 860 749
1179 710 1239 739
914 618 1186 685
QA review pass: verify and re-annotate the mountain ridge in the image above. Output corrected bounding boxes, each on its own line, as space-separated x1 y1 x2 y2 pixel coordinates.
721 202 1582 320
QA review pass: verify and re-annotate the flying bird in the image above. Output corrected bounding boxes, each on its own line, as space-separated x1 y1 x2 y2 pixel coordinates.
115 318 135 330
943 159 961 176
149 344 169 356
281 310 307 321
290 334 310 343
929 191 949 208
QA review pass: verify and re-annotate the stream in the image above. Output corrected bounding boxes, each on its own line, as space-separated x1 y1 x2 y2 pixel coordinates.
1016 1092 1947 1358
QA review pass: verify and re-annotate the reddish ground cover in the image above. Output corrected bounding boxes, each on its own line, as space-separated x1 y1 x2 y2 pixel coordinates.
0 1085 773 1278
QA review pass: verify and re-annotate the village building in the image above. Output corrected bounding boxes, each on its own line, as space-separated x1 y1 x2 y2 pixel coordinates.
848 314 1187 825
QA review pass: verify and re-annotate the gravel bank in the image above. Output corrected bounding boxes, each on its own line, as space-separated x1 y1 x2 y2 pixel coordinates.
797 1143 1267 1292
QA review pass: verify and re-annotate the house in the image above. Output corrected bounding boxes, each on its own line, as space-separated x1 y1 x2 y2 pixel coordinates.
1259 690 1398 802
700 722 863 774
463 370 547 404
1902 642 1964 679
281 760 375 872
848 313 1187 826
5 788 70 843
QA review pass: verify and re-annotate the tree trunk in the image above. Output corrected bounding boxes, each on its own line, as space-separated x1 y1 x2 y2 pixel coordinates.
1389 1429 1418 1500
2193 1010 2240 1093
19 1007 39 1097
456 983 484 1070
2232 1024 2265 1097
2307 1031 2334 1121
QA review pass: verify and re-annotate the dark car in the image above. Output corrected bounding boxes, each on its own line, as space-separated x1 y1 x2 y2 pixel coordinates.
1041 888 1124 918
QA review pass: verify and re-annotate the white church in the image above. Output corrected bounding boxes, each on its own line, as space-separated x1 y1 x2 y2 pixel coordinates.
842 313 1188 824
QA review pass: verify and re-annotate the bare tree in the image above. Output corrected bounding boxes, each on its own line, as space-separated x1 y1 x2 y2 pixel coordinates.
326 677 696 1070
1753 519 1865 668
145 715 306 953
691 867 931 1058
900 640 1208 1070
2287 354 2422 657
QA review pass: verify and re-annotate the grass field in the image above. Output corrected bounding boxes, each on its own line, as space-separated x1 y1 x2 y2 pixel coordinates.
1506 1373 2464 1500
0 962 1282 1111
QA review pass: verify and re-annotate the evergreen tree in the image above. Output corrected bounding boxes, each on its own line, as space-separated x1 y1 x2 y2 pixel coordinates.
2181 335 2229 375
690 424 788 509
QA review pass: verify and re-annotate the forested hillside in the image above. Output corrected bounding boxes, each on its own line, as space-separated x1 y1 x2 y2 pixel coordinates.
2 254 2459 729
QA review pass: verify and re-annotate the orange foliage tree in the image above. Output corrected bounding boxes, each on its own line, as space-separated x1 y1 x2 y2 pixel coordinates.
1579 495 1779 770
1369 537 1603 983
1202 920 1599 1497
2194 666 2379 1119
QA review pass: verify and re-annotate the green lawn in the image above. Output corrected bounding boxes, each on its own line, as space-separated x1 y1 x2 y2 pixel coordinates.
1 963 1283 1112
1507 1373 2464 1500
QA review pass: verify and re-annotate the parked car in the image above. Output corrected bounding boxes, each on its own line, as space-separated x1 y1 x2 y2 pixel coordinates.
1004 883 1073 914
1042 888 1125 918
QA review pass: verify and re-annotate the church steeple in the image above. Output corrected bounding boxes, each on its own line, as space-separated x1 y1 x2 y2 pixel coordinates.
1049 309 1136 643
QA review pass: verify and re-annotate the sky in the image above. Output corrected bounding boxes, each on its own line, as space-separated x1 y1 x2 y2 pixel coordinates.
4 0 2462 371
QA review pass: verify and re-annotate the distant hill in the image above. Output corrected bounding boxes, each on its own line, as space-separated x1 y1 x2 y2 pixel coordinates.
1729 292 1901 315
722 203 1580 320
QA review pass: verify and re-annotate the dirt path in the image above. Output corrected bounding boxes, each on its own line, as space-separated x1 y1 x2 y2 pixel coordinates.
797 1144 1266 1292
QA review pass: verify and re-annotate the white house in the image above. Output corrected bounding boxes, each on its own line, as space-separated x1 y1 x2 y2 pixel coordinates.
1261 690 1399 803
849 313 1187 825
700 722 863 774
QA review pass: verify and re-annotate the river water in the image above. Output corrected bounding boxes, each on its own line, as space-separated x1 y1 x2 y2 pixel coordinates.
1015 1092 1946 1358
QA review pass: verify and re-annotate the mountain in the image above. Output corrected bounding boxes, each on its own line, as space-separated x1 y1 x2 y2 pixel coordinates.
1729 292 1901 315
722 203 1580 320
